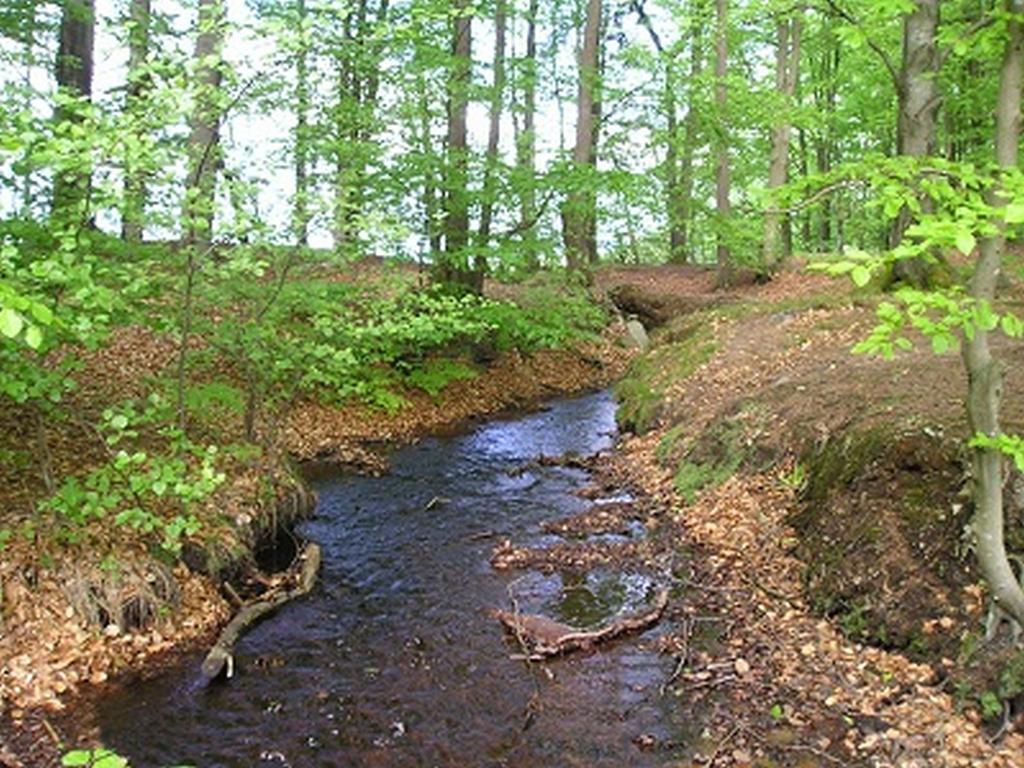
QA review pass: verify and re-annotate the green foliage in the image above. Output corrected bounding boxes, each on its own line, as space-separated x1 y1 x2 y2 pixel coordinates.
39 399 224 554
403 358 477 397
61 747 193 768
62 749 128 768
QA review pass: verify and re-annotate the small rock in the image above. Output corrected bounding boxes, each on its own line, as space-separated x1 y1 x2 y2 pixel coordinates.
734 658 751 676
623 319 650 351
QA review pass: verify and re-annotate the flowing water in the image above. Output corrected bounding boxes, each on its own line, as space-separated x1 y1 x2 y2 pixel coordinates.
97 391 691 767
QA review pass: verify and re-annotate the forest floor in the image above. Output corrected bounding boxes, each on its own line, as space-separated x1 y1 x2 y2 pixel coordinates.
597 261 1024 766
4 258 1024 766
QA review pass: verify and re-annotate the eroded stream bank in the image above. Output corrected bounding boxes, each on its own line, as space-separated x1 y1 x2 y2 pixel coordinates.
95 391 692 767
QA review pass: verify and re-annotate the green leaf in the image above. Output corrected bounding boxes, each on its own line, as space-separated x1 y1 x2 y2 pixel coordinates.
955 230 977 256
30 303 54 325
0 308 24 339
769 703 784 720
1001 313 1023 338
931 334 953 355
61 752 93 767
24 325 43 349
92 752 128 768
851 265 871 288
1006 202 1024 224
110 414 129 431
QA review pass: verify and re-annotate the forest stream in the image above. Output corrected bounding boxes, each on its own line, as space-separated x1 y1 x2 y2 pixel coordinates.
94 391 689 767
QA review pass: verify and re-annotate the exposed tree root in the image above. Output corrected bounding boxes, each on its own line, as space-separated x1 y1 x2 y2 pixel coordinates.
200 542 321 682
491 587 669 661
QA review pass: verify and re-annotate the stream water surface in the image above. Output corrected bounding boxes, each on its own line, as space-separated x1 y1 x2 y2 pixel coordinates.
97 391 691 767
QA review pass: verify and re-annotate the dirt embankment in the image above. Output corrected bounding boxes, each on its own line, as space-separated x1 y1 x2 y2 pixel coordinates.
608 263 1024 766
0 274 633 766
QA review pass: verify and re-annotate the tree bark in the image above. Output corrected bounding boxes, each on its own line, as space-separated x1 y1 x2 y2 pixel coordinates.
678 0 706 264
763 15 801 272
121 0 150 242
962 0 1024 628
713 0 731 288
890 0 942 285
633 1 686 264
516 0 540 267
561 0 602 269
182 0 225 250
478 0 508 250
52 0 95 222
436 0 478 291
293 0 311 246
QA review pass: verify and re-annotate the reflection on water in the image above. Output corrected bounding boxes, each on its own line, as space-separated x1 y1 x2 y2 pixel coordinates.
97 391 691 767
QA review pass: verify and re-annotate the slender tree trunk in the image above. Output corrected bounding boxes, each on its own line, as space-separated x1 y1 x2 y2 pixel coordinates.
812 30 838 251
517 0 540 266
21 19 35 216
416 70 442 255
121 0 150 242
293 0 311 246
437 0 477 290
634 1 686 264
962 0 1024 628
798 125 812 247
763 15 801 272
332 1 365 250
561 0 602 269
478 0 507 250
713 0 731 288
890 0 942 285
679 0 705 263
52 0 95 222
182 0 225 250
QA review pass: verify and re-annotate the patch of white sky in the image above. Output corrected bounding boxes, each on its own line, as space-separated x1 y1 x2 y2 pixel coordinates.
3 0 683 255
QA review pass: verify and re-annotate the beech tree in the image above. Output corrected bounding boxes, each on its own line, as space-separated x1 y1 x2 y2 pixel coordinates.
52 0 95 221
763 12 801 271
562 0 602 269
437 0 476 290
713 0 731 287
963 0 1024 627
182 0 225 249
121 0 151 242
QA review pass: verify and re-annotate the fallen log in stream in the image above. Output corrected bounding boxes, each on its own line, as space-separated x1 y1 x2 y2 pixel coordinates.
200 542 321 682
491 587 669 661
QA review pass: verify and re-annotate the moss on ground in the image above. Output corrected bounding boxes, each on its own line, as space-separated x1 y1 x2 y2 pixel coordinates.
614 321 716 434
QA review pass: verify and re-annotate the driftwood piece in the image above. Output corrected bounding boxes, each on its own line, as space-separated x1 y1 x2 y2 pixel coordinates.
492 588 669 661
201 542 321 682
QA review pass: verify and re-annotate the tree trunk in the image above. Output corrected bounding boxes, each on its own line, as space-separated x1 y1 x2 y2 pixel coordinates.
416 70 442 255
812 28 838 252
52 0 95 222
713 0 731 288
121 0 150 242
478 0 507 253
962 0 1024 629
293 0 311 246
561 0 602 269
678 0 706 263
763 15 801 272
634 1 685 264
890 0 941 285
516 0 540 267
182 0 225 250
437 0 478 290
332 0 368 251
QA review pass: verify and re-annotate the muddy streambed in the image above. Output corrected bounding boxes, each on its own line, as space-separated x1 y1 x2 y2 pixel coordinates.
96 392 691 766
